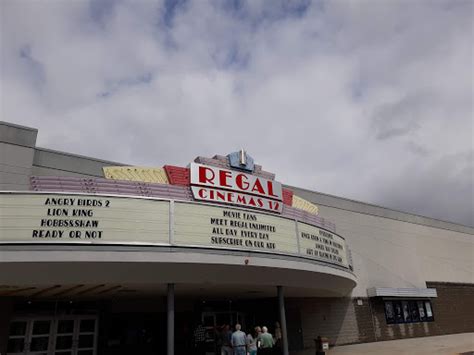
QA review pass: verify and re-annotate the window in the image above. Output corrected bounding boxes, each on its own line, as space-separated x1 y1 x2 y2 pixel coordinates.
384 300 434 324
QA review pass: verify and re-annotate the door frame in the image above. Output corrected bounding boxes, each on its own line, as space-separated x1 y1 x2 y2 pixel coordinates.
7 315 98 355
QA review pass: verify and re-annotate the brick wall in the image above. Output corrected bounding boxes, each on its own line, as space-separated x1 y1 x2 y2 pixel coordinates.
288 297 375 348
426 282 474 335
289 283 474 350
353 298 376 343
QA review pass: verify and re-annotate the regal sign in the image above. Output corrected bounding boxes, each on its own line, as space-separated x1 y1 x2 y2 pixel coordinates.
190 163 283 213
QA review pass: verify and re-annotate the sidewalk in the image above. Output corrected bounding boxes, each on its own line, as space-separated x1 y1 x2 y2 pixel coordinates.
294 332 474 355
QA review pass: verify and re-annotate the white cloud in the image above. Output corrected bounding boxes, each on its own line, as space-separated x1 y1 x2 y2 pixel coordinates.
1 0 472 226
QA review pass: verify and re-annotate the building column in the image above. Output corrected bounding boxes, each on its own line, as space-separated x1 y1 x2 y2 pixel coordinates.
277 286 289 355
167 283 175 355
0 298 14 355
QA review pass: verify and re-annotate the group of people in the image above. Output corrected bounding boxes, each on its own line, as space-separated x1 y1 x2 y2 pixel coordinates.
194 322 282 355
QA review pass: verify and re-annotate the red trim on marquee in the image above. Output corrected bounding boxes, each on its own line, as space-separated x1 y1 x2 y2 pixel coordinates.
282 188 293 206
164 165 190 186
165 164 293 206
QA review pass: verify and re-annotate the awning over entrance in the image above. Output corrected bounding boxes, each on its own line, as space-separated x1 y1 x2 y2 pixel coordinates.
0 246 356 298
367 287 438 298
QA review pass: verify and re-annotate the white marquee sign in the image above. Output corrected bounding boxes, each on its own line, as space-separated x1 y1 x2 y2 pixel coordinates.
0 193 351 269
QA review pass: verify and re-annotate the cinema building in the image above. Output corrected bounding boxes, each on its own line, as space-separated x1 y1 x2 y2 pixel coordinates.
0 121 473 355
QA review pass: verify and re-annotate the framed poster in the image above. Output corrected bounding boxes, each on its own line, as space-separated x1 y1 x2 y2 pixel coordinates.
384 301 395 324
408 301 419 322
393 301 404 324
401 301 412 322
417 301 426 321
424 301 434 321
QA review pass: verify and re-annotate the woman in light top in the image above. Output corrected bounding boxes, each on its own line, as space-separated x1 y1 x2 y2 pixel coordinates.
246 328 259 355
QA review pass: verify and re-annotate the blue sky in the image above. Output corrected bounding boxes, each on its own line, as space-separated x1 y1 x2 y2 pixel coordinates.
1 0 473 226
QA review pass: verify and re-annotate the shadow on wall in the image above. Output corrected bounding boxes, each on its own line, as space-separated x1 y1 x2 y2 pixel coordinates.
288 297 376 349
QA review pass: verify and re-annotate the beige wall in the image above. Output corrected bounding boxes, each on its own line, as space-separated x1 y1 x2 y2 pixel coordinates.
295 297 360 347
0 122 38 191
32 148 122 178
317 205 474 297
0 142 35 191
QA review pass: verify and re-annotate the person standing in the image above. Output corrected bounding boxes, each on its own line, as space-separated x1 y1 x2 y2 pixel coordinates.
231 324 247 355
259 326 274 355
274 322 282 355
246 328 258 355
193 323 207 355
220 324 233 355
254 326 262 350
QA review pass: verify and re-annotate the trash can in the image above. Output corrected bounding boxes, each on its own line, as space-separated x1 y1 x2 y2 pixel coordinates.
314 336 329 355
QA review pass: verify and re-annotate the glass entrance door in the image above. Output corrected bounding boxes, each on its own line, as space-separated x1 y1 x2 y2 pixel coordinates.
7 318 53 355
6 320 29 355
74 317 97 355
202 311 246 328
7 316 98 355
53 319 75 355
200 311 247 355
29 320 53 354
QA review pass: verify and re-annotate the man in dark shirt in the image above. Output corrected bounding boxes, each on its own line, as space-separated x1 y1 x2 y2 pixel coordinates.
220 324 233 355
194 323 207 355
